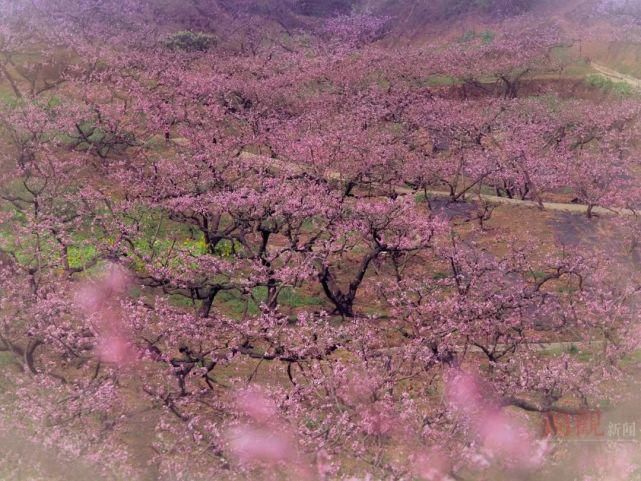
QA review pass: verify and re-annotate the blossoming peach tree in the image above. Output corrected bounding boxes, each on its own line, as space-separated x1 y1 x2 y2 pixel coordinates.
1 1 641 480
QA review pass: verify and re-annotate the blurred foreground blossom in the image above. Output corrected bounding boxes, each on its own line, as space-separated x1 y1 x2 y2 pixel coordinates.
410 448 454 481
581 444 638 481
76 264 137 366
227 386 313 479
446 369 549 469
228 425 294 464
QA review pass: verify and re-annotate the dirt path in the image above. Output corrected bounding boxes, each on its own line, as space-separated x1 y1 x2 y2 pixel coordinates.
591 62 641 89
369 341 606 362
247 154 636 217
237 63 641 220
421 188 636 217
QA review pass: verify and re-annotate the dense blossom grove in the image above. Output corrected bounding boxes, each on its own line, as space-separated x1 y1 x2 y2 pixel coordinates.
1 1 641 480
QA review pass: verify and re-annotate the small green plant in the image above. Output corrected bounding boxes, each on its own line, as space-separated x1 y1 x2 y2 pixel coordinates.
479 30 495 43
458 29 494 44
212 239 242 258
566 343 579 355
163 31 216 52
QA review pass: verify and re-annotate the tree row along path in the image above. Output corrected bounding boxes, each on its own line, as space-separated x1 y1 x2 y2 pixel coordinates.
238 152 639 217
239 153 629 352
372 340 603 357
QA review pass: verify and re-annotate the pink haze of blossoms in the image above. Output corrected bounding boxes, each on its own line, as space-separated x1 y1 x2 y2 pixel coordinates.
76 264 137 366
0 1 641 480
446 369 549 470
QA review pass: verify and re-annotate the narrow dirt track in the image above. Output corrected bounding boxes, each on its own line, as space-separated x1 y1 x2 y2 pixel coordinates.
421 188 637 217
591 62 641 89
239 153 638 218
238 61 641 219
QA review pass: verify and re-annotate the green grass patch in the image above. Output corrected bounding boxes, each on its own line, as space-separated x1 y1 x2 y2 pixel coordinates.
559 61 593 78
67 244 98 270
215 286 325 318
168 293 197 308
0 352 13 368
0 86 17 105
551 45 577 64
212 239 243 257
277 287 325 308
620 349 641 367
585 74 633 96
216 289 260 317
163 31 216 52
424 74 459 87
459 30 494 44
0 352 15 392
432 271 449 280
540 343 594 362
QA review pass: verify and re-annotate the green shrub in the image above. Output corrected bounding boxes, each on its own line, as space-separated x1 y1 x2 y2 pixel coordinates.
479 30 495 43
459 29 495 44
163 31 216 52
67 244 98 270
585 74 633 96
